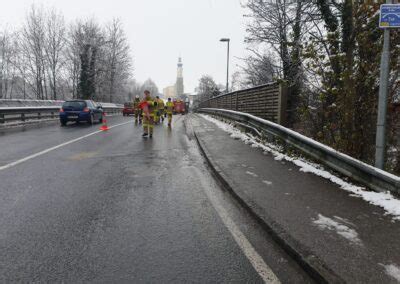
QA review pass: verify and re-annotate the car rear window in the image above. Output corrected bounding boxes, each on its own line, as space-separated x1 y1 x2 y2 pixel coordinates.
124 103 132 107
63 101 86 108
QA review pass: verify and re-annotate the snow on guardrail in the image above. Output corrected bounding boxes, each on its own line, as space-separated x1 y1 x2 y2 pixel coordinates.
198 108 400 197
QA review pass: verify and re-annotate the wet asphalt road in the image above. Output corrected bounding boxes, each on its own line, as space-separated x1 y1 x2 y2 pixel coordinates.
0 116 312 283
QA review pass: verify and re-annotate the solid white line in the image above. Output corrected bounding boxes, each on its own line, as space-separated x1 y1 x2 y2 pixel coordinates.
186 118 279 282
199 176 280 283
0 121 132 171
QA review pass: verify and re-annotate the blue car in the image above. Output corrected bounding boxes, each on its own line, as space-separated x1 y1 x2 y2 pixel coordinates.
59 100 103 126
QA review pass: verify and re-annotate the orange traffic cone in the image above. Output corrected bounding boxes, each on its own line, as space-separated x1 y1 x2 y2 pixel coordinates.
100 112 109 131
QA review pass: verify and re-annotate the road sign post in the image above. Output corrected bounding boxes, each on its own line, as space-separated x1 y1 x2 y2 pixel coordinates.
375 1 397 169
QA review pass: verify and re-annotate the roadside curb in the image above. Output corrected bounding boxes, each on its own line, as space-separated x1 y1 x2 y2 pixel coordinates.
193 130 345 284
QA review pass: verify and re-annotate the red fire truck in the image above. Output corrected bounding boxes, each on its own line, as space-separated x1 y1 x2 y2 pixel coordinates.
173 100 186 114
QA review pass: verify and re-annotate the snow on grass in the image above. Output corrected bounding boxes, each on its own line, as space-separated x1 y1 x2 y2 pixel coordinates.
199 114 400 220
381 264 400 282
313 214 362 245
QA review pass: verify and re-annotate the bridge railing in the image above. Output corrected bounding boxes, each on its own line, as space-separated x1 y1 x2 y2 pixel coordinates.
198 108 400 195
0 100 123 125
0 106 61 124
198 82 288 125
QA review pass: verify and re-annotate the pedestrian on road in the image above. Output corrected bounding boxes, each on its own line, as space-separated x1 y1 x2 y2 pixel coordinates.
166 98 174 128
133 95 142 124
156 96 165 123
139 90 156 138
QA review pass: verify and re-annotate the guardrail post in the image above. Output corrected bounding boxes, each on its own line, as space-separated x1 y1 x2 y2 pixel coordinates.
21 113 25 122
278 82 288 126
38 112 41 120
0 114 4 124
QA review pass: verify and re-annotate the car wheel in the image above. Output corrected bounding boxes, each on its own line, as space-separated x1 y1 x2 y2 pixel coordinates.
60 120 67 126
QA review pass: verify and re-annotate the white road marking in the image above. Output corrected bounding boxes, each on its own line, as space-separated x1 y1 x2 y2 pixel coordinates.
0 121 132 171
180 126 280 283
195 169 280 283
204 185 280 283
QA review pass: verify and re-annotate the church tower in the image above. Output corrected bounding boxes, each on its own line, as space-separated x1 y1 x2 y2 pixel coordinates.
175 57 184 97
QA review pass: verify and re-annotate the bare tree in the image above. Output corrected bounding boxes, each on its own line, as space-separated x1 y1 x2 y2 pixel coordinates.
67 19 105 100
103 18 132 103
140 78 159 97
20 4 47 99
65 20 85 99
241 49 278 87
44 8 66 100
0 5 134 103
0 27 18 99
196 75 220 102
245 0 310 126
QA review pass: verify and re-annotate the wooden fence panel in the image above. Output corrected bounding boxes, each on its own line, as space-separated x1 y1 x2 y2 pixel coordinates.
198 82 286 124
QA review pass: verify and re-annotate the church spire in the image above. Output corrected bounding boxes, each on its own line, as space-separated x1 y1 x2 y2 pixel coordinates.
176 57 184 97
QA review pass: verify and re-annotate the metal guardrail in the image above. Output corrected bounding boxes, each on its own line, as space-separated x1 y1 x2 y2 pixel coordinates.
0 99 64 107
0 103 123 124
0 106 61 124
198 108 400 195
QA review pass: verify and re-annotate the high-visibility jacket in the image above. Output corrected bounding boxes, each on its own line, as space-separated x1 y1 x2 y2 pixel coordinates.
133 98 141 109
166 101 174 114
140 97 155 117
157 99 165 110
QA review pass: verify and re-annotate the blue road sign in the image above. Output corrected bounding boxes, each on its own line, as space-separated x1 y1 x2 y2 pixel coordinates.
380 4 400 28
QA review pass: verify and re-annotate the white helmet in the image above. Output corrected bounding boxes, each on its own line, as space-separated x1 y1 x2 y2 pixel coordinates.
135 95 140 99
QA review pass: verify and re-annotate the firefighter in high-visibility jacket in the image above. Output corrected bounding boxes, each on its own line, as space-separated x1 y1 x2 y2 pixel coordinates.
133 95 142 124
156 96 165 123
140 90 156 138
165 98 174 127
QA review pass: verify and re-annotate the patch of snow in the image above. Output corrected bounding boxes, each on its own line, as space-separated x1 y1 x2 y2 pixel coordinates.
203 109 400 182
263 180 273 186
199 114 400 220
381 264 400 282
246 171 258 178
313 214 362 245
372 9 380 18
333 216 356 227
230 133 242 140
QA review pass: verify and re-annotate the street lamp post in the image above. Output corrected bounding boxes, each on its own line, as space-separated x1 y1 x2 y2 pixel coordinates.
220 38 230 93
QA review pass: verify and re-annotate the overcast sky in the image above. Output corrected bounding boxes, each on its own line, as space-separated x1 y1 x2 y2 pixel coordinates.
1 0 248 94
